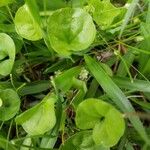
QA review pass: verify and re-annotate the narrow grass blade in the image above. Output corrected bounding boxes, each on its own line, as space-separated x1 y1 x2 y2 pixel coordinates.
84 55 149 144
119 0 139 38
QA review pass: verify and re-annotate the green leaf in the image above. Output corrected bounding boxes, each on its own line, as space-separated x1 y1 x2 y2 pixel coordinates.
89 0 122 29
15 93 57 135
59 131 109 150
47 8 96 56
75 98 125 147
84 55 149 144
0 89 20 121
14 4 43 41
0 0 14 7
0 33 15 76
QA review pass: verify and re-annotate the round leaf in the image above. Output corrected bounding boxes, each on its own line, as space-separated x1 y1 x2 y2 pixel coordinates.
15 93 57 135
47 8 96 56
14 4 43 41
59 131 109 150
75 98 125 147
0 33 15 76
0 89 20 121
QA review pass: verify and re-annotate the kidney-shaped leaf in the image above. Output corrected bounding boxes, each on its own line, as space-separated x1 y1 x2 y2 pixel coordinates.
59 131 109 150
0 89 20 121
47 8 96 56
75 98 125 147
0 33 15 76
15 93 57 135
0 0 14 7
14 4 43 41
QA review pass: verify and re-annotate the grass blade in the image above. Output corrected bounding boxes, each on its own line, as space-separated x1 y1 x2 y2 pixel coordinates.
119 0 139 38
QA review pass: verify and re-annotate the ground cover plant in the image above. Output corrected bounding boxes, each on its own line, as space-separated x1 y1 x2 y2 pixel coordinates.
0 0 150 149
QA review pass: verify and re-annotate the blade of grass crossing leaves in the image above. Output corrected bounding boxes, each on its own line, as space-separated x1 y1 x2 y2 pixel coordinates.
40 77 62 149
25 0 41 26
25 0 54 56
119 0 139 38
84 55 149 144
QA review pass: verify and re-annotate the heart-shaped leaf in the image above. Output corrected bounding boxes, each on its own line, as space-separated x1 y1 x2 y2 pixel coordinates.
47 8 96 56
0 33 15 76
15 93 57 135
0 0 14 7
59 131 109 150
0 89 20 121
75 98 125 147
14 4 43 41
